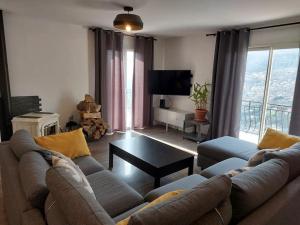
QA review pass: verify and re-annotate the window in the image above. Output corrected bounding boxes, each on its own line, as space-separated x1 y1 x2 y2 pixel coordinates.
240 45 300 143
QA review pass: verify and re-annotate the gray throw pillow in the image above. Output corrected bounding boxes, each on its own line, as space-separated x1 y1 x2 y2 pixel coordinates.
35 148 75 166
9 129 45 159
247 148 280 167
128 175 232 225
226 167 252 178
45 194 68 225
264 142 300 181
230 159 289 223
19 151 50 209
46 156 115 225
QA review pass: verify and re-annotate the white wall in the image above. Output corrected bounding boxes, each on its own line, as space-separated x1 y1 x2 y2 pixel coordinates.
4 13 91 127
152 38 166 107
160 33 216 112
5 11 298 128
158 25 300 113
154 38 165 70
249 25 300 47
88 30 95 98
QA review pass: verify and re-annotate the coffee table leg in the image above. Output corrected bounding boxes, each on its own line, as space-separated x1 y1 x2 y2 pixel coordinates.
154 177 160 188
188 159 194 175
109 148 113 170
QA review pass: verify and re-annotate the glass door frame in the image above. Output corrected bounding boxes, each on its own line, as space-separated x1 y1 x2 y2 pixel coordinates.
248 42 300 140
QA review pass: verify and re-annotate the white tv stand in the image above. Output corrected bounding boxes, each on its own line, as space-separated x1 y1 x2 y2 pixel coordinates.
153 107 194 131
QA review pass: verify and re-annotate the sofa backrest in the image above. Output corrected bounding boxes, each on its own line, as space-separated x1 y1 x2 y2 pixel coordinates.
231 159 289 224
9 129 46 159
128 175 232 225
19 151 50 209
264 142 300 181
0 142 46 225
44 194 69 225
45 160 115 225
237 175 300 225
1 130 52 225
1 129 107 225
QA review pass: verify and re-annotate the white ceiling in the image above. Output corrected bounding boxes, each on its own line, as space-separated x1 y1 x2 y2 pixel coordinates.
0 0 300 36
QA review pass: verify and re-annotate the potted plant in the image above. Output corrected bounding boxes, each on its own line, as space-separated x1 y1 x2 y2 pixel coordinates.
190 82 211 121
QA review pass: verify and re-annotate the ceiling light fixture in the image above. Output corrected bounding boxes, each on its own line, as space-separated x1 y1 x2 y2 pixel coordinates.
113 6 143 31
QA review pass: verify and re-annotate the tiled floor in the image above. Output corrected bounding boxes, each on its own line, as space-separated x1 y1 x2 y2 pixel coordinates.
0 126 199 224
133 125 198 155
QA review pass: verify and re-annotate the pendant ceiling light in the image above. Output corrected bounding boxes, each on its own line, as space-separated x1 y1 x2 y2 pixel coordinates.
113 6 143 32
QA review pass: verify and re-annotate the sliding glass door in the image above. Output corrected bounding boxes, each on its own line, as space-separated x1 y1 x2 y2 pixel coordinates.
239 45 300 143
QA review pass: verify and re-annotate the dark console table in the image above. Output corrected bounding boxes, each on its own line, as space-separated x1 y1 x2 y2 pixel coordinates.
109 136 194 188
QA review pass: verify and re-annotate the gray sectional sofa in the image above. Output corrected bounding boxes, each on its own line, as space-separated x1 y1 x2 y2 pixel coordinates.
197 136 300 225
1 130 300 225
0 130 217 225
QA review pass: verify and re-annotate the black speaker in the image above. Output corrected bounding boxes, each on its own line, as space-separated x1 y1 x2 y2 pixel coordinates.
160 99 165 108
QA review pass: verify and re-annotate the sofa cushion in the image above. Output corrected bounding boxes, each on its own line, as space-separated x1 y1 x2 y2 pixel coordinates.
144 174 207 202
22 208 47 225
258 128 300 149
236 176 300 225
73 156 105 176
19 151 50 209
87 170 144 217
197 136 258 164
9 129 44 159
45 193 70 225
264 142 300 181
128 175 232 225
114 203 149 223
36 148 104 179
200 157 248 178
46 158 115 225
35 128 91 159
118 190 185 225
230 159 289 223
192 199 231 225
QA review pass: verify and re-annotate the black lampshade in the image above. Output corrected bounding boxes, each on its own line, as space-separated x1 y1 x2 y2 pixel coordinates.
113 7 143 31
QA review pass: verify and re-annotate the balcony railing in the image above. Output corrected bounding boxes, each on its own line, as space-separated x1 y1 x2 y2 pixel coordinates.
240 100 292 135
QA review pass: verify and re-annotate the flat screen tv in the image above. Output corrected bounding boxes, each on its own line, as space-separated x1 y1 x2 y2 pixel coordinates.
148 70 192 95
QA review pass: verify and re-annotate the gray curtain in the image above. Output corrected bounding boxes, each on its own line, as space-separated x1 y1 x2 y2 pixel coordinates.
94 28 126 132
289 57 300 136
210 29 250 139
0 10 12 141
132 36 154 129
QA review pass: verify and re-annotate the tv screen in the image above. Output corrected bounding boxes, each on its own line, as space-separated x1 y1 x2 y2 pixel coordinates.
148 70 192 95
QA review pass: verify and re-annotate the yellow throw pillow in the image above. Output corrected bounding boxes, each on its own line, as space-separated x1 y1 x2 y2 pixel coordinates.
117 190 185 225
258 128 300 150
34 128 91 159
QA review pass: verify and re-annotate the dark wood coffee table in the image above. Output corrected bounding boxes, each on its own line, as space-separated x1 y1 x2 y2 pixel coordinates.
109 136 194 188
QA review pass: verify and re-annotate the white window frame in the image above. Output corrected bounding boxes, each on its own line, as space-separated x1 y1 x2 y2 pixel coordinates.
247 42 300 140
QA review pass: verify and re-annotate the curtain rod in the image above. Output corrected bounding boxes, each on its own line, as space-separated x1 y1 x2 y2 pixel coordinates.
206 21 300 36
89 27 157 41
